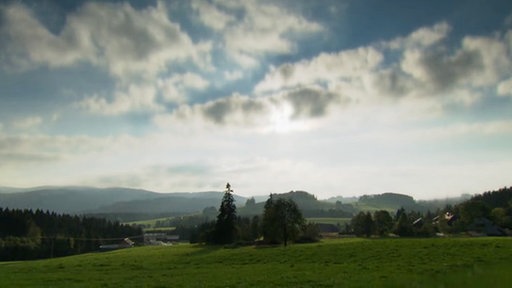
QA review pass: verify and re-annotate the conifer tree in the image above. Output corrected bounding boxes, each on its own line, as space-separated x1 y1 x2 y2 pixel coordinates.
214 183 237 244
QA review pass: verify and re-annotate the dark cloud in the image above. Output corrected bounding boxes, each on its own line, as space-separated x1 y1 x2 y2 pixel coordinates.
284 87 340 119
202 99 233 124
279 63 295 80
373 68 412 97
405 47 483 92
201 95 266 124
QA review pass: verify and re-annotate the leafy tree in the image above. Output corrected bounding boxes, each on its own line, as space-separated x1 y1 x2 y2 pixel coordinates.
351 211 374 237
213 183 238 244
394 212 413 237
458 200 490 225
490 207 511 228
262 195 305 246
373 210 393 236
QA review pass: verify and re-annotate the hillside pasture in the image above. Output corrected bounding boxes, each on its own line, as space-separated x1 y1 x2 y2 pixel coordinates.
0 238 511 287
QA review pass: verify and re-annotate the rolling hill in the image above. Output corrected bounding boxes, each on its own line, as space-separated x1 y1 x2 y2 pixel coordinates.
0 187 247 215
0 186 470 221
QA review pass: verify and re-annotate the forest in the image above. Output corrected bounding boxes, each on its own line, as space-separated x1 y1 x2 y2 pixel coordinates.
0 208 142 261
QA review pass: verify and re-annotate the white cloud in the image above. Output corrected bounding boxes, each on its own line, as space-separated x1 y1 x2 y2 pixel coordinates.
1 1 212 79
192 0 322 67
497 77 512 96
462 35 511 86
80 83 162 115
191 0 235 31
0 3 95 71
12 116 43 130
158 72 210 103
255 46 383 93
257 22 512 109
397 26 511 95
385 22 451 49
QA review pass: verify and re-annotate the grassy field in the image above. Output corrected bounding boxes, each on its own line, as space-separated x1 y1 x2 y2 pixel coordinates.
1 238 511 287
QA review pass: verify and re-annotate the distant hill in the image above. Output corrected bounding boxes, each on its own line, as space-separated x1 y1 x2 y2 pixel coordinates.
238 190 354 217
88 192 247 214
0 186 471 220
324 195 359 204
357 192 416 210
0 187 246 215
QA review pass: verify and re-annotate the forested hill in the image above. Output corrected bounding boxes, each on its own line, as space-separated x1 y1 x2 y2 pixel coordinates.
452 186 512 228
469 186 512 208
0 186 472 219
238 191 355 217
0 187 161 213
89 193 247 214
358 193 416 210
0 187 247 215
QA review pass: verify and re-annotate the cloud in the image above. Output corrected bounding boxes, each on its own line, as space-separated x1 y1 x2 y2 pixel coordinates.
192 0 322 67
80 83 162 115
255 46 383 93
191 0 235 31
158 84 345 132
12 116 43 130
154 21 512 130
257 22 512 106
173 93 267 125
158 72 210 103
0 152 59 165
0 3 94 71
400 46 483 92
401 33 512 93
497 77 512 96
282 87 341 119
0 1 212 79
385 22 451 49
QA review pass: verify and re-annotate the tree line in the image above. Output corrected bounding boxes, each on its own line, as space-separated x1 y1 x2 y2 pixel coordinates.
162 185 512 243
192 183 319 246
347 186 512 237
0 208 142 261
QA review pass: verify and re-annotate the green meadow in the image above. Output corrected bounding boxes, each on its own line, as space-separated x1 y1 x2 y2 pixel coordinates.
1 238 511 287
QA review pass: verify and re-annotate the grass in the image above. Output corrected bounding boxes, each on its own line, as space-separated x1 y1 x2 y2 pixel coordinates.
1 238 511 287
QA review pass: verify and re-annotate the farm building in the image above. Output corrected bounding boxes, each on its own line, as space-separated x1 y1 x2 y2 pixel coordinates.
99 238 135 250
144 233 180 244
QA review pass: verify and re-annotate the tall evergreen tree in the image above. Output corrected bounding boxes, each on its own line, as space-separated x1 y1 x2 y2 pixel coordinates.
214 183 238 244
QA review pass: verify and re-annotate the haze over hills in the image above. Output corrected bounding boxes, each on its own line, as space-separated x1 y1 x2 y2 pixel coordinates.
0 187 244 214
0 186 471 218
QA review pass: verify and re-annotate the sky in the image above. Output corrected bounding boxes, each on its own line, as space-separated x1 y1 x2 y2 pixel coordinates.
1 0 512 200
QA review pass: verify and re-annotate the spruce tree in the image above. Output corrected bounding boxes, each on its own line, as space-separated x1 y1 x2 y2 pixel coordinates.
214 183 237 244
